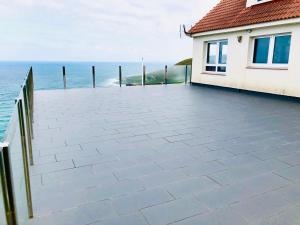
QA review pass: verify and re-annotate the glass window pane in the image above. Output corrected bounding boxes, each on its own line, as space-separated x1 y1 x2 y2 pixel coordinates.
207 43 218 64
273 35 291 64
219 41 228 64
253 37 270 64
217 66 226 72
206 66 216 72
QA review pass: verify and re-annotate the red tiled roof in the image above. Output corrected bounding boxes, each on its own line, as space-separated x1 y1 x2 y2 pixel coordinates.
190 0 300 34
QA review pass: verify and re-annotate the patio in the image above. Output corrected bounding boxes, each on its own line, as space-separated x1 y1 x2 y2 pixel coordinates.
29 85 300 225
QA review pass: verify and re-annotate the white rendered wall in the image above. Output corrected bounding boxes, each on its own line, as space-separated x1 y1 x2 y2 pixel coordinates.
246 0 272 7
191 23 300 97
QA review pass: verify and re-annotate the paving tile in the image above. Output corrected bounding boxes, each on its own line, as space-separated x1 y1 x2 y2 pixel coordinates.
156 155 197 170
90 214 148 225
278 152 300 166
235 173 290 196
171 208 250 225
196 173 289 209
271 183 300 206
230 190 291 224
81 140 119 152
116 135 150 144
113 163 162 180
42 165 94 185
33 188 89 215
33 200 116 225
254 205 300 225
39 144 82 157
73 154 117 167
189 149 235 162
165 134 195 143
86 180 145 201
30 175 42 187
182 160 226 177
148 130 180 139
210 160 290 185
273 165 300 182
183 136 216 146
40 170 117 193
112 188 174 215
33 155 57 165
250 147 292 161
163 176 220 199
218 154 262 167
138 170 188 189
30 160 75 175
141 197 210 225
195 186 246 209
55 149 99 161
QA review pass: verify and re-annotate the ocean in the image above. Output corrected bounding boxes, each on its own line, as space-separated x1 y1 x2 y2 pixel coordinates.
0 61 170 141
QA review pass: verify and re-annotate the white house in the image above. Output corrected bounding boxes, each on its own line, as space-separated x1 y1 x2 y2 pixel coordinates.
188 0 300 97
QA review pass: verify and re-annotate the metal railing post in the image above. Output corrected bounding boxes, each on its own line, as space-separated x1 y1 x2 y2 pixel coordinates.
22 86 34 166
62 66 67 89
17 100 33 219
31 68 34 116
164 65 168 85
190 65 192 84
143 65 146 86
92 66 96 88
119 66 122 87
28 68 34 126
0 143 18 225
30 69 34 138
185 65 188 85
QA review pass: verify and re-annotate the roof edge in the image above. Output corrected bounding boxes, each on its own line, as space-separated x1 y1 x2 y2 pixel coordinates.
191 17 300 37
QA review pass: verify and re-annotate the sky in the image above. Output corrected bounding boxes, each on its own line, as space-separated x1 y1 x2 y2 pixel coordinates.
0 0 219 62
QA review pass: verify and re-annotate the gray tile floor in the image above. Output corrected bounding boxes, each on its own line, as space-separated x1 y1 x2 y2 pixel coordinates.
29 85 300 225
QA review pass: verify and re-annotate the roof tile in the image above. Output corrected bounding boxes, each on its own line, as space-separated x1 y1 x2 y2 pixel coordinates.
190 0 300 34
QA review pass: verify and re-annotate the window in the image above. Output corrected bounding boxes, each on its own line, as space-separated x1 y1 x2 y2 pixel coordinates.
273 35 291 64
205 40 228 73
253 37 270 64
252 34 291 66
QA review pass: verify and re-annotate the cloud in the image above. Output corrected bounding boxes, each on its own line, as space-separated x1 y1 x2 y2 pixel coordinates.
0 0 220 61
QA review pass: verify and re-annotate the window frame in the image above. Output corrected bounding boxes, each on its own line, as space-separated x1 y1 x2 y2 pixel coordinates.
204 39 228 75
250 33 291 69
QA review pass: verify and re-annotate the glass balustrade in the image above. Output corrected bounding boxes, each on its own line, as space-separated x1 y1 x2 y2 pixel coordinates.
0 68 34 225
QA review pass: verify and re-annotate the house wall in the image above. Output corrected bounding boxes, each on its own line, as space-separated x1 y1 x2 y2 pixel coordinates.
191 23 300 97
246 0 272 7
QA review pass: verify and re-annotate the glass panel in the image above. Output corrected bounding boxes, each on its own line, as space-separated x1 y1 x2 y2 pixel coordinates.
4 105 30 225
207 43 218 64
219 41 228 64
206 66 216 72
0 153 7 225
124 63 166 86
166 65 191 84
253 37 270 64
124 64 189 85
273 35 291 64
217 66 226 72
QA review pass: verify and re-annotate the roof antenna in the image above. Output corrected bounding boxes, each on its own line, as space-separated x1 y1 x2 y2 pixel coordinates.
183 24 192 37
180 24 182 38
